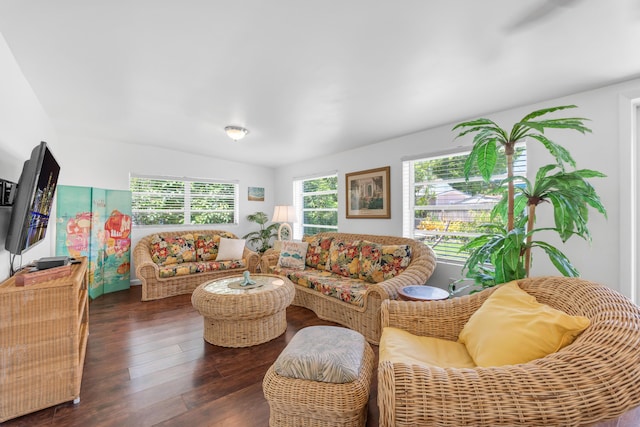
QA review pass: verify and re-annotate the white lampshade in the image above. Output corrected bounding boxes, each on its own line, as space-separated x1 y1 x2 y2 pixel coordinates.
272 205 297 223
272 205 297 240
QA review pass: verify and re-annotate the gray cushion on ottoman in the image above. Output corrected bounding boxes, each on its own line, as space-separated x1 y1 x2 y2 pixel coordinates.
273 326 366 384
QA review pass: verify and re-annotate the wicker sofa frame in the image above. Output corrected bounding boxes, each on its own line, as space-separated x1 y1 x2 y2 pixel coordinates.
133 230 260 301
378 276 640 427
259 232 437 345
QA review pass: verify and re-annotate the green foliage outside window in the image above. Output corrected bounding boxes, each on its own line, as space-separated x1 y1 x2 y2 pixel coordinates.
130 176 237 226
408 149 524 263
300 175 338 235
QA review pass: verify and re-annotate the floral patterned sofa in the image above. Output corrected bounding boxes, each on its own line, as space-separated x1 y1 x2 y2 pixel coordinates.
260 232 437 344
134 230 259 301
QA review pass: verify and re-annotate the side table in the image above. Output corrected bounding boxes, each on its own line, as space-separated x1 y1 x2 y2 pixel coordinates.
398 285 449 301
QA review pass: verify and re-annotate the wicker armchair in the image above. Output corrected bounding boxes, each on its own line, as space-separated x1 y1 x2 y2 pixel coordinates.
260 232 437 344
378 276 640 427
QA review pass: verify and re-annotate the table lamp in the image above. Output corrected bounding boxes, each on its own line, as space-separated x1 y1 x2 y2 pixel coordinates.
272 205 297 241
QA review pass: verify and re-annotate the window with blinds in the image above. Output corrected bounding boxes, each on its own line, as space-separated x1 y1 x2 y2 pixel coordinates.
402 145 526 263
293 174 339 238
130 175 238 226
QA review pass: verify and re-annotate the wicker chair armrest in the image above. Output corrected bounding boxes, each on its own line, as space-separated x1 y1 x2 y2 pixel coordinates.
381 290 493 341
259 248 280 273
372 243 438 299
136 262 160 282
133 241 160 283
133 240 153 264
243 247 260 273
380 360 563 426
133 239 158 267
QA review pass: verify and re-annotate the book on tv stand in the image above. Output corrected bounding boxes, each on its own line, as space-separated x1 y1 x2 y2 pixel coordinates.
15 263 73 286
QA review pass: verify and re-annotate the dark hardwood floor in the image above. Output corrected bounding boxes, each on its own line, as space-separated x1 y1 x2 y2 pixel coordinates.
4 285 379 426
8 284 640 427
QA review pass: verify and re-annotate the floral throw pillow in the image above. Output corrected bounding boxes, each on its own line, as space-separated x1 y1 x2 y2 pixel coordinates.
327 239 361 278
359 240 383 283
218 231 237 240
277 241 309 270
194 234 221 261
149 234 196 266
359 241 412 283
303 236 333 270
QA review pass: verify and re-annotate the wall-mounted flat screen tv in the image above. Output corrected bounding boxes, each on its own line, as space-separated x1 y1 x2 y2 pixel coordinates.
4 141 60 255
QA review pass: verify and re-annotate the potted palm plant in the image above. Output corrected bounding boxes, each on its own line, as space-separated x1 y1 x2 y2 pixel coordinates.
452 105 607 289
242 211 279 254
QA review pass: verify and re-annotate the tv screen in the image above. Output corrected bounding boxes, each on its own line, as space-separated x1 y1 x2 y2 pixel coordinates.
5 141 60 255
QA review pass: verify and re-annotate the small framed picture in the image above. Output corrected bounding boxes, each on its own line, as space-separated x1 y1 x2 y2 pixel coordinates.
248 187 265 201
345 166 390 219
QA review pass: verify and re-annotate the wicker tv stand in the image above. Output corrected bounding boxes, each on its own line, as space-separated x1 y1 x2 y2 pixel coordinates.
0 257 89 422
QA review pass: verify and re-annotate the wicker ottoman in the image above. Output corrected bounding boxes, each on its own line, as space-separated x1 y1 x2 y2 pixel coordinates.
263 326 374 427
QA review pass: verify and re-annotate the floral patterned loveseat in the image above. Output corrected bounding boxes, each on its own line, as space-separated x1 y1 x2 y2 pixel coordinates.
134 230 259 301
260 232 437 344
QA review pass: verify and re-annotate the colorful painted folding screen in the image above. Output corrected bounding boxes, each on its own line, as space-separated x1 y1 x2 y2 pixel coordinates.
55 185 132 299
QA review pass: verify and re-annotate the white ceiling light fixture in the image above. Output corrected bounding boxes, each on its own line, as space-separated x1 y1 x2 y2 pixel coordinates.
224 125 249 141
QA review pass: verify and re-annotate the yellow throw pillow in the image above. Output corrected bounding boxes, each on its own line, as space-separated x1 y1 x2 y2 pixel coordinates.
458 281 590 367
380 327 476 368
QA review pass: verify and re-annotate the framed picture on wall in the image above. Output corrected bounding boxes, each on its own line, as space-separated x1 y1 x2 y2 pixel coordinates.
248 187 265 201
345 166 390 218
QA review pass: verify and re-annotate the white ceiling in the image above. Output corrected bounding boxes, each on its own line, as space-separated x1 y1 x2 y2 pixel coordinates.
0 0 639 168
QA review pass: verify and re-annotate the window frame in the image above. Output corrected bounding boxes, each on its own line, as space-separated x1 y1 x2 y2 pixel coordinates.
402 144 526 264
129 174 239 227
293 173 339 239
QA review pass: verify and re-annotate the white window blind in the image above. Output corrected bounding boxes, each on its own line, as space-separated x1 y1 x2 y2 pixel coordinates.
403 145 526 263
130 175 238 226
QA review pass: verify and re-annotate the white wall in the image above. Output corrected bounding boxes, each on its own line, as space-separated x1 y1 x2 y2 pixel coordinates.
54 134 276 280
275 78 640 295
0 33 59 280
0 31 276 283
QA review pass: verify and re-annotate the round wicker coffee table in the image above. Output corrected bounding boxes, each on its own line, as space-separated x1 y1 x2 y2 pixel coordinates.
191 274 295 348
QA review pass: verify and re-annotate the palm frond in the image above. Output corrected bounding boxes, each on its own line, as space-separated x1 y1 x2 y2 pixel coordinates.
520 118 592 134
520 105 578 122
527 134 577 169
476 139 498 182
531 240 580 277
452 118 499 132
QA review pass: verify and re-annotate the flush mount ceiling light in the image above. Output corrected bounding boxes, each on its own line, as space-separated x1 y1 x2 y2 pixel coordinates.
224 125 249 141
